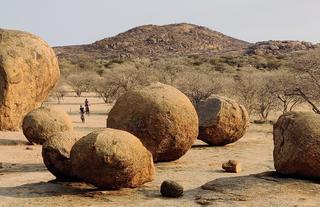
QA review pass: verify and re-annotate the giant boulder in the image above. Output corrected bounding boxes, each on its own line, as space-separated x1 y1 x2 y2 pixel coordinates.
273 111 320 178
70 128 155 189
197 95 249 146
107 83 199 162
0 29 60 130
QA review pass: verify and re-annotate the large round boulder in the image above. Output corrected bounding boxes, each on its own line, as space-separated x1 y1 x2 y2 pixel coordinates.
22 107 73 144
273 111 320 178
197 95 249 146
0 29 60 130
70 128 155 189
107 83 199 162
42 131 79 179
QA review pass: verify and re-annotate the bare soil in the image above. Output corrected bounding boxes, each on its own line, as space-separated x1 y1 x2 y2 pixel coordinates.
0 96 319 207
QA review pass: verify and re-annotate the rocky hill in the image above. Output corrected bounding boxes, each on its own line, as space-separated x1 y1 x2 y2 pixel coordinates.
54 23 249 61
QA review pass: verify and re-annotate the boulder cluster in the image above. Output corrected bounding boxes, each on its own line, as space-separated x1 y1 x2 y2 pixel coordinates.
6 27 320 199
20 82 253 189
5 29 254 192
21 82 201 189
23 106 155 189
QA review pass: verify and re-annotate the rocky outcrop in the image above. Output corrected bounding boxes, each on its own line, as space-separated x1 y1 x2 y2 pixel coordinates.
22 107 73 145
70 128 155 189
246 40 317 56
273 111 320 179
197 172 320 206
197 95 249 146
107 83 199 162
0 29 60 130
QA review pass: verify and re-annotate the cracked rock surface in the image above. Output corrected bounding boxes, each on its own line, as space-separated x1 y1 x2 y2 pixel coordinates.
273 111 320 179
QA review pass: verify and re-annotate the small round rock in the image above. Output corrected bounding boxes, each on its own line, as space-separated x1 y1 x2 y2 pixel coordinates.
222 160 242 173
160 180 184 198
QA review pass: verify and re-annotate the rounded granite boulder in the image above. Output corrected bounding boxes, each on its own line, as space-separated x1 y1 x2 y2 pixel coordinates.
107 83 199 162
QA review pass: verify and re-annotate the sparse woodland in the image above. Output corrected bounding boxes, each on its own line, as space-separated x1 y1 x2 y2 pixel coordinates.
53 48 320 122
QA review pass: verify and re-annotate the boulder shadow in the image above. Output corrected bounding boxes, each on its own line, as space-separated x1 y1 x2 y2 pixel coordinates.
0 139 29 146
191 144 211 149
0 180 97 198
0 163 47 173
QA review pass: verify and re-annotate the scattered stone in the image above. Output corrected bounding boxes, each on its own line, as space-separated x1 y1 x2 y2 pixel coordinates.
160 180 184 198
107 83 199 162
42 131 79 179
70 128 155 189
25 147 33 150
222 160 241 173
22 107 73 145
0 29 60 130
273 111 320 179
197 95 249 146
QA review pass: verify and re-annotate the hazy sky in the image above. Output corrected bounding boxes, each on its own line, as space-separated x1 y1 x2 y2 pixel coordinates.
1 0 319 46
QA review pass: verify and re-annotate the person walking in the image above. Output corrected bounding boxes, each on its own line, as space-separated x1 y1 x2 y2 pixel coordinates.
84 98 90 115
80 105 85 123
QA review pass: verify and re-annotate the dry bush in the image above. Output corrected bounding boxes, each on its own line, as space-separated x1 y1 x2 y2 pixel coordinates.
52 85 68 104
233 70 305 120
173 71 223 106
66 71 100 96
266 70 303 113
233 73 277 121
93 66 156 103
289 50 320 113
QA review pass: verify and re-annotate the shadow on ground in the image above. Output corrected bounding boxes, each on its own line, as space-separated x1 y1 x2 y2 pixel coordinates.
0 181 96 198
0 163 47 173
0 139 29 146
0 178 201 205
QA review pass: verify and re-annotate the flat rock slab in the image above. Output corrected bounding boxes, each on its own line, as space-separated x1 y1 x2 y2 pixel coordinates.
197 171 320 206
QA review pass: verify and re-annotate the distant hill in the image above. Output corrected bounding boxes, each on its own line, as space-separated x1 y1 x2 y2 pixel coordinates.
54 23 250 61
53 23 320 76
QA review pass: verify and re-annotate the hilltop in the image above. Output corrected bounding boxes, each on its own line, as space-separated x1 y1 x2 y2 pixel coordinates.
54 23 249 61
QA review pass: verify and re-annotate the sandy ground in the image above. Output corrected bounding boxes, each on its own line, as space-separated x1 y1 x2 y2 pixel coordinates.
0 95 318 206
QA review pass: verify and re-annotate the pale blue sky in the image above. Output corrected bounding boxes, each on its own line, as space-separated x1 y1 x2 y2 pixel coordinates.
1 0 319 46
